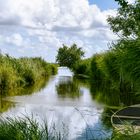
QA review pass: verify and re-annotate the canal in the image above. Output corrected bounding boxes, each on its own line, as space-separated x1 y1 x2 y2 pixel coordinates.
0 67 112 140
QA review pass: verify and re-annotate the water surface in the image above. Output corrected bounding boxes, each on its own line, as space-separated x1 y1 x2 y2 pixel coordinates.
1 67 112 140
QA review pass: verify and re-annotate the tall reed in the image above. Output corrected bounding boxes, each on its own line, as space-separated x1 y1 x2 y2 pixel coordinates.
0 55 58 91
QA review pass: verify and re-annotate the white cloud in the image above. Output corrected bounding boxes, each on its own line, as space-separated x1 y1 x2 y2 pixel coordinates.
6 33 23 46
127 0 135 4
0 0 118 62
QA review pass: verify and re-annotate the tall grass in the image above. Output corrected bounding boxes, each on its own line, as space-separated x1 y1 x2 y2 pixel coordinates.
0 116 64 140
0 54 58 91
73 58 91 76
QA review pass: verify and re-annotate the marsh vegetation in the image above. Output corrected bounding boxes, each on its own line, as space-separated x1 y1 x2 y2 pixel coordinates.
0 0 140 139
0 54 57 91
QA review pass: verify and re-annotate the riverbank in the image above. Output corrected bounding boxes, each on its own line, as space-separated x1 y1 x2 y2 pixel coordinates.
0 54 58 92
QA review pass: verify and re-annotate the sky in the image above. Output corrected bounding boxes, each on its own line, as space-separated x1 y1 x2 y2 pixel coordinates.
88 0 118 10
0 0 135 62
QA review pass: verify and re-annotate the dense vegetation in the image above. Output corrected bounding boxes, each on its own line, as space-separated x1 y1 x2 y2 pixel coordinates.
0 54 57 91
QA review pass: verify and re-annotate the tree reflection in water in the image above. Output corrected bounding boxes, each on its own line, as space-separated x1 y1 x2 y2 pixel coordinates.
56 76 81 99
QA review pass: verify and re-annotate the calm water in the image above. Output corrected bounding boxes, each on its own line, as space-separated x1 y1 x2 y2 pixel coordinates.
0 67 112 140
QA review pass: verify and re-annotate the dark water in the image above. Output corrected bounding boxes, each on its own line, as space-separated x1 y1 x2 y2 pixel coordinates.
0 67 115 140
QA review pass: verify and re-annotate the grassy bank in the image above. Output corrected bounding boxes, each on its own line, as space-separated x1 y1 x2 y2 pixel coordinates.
0 54 57 91
0 116 65 140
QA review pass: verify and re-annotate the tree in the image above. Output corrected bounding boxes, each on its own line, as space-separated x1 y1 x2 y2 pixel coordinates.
108 0 140 39
56 44 84 68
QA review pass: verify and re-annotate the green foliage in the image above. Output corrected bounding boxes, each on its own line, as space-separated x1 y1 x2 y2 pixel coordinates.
0 55 58 91
56 44 84 68
73 58 91 76
113 39 140 84
0 116 64 140
49 63 58 75
108 0 140 38
112 131 140 140
90 54 106 82
0 67 17 89
115 0 128 7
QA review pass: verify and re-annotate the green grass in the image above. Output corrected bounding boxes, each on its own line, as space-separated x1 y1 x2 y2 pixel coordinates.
0 55 58 92
112 129 140 140
73 58 91 76
0 116 64 140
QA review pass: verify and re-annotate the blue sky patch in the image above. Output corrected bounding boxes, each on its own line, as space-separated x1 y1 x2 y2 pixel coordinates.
88 0 118 10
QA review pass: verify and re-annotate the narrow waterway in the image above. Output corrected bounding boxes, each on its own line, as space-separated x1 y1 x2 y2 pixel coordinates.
0 67 112 140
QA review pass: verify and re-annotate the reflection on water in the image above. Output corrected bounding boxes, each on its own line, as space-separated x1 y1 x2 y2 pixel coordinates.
0 78 48 113
1 67 112 140
90 80 139 107
0 96 15 113
56 76 81 99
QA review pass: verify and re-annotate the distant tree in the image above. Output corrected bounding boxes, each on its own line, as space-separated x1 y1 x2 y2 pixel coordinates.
56 44 84 68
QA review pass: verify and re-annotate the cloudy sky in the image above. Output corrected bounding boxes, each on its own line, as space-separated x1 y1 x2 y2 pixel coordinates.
0 0 135 62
